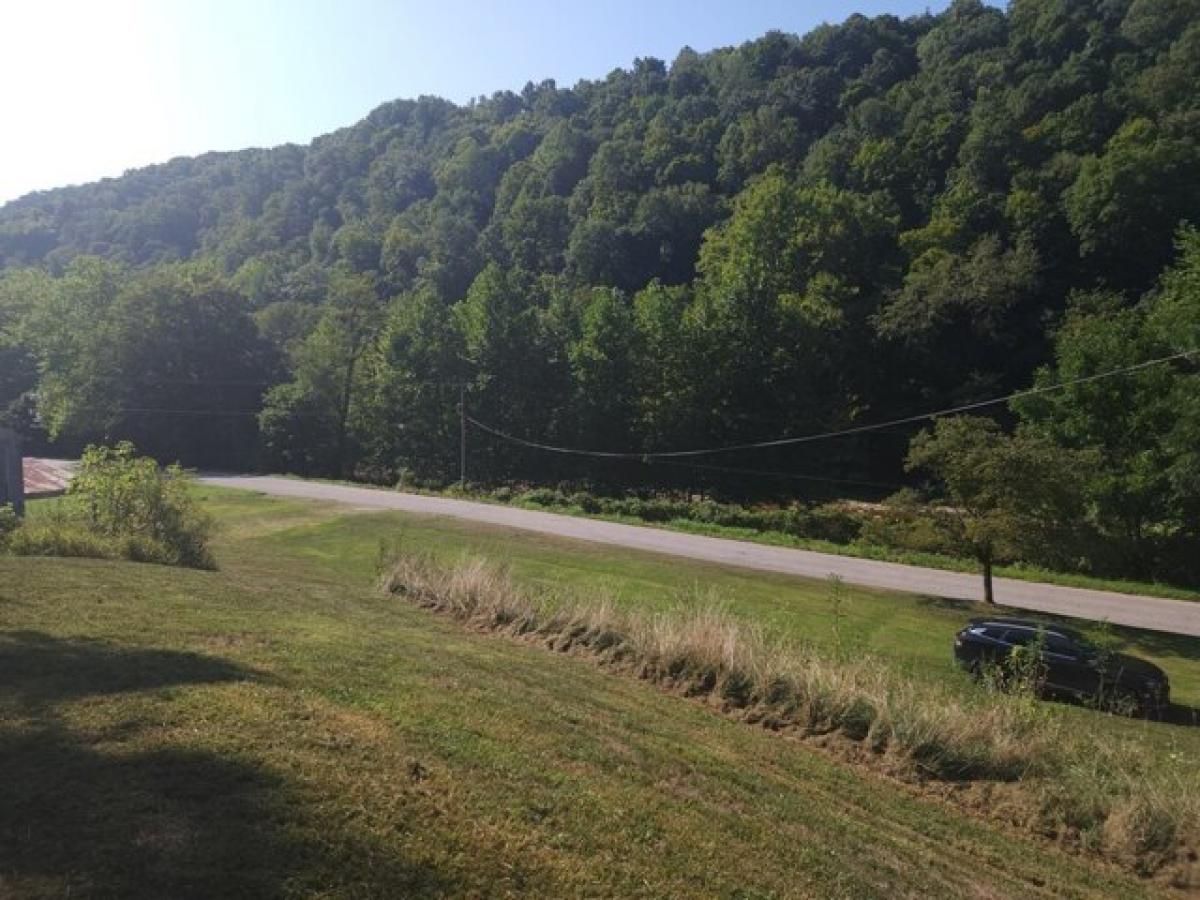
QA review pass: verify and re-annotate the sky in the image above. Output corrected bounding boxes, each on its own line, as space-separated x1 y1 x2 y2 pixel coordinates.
0 0 959 205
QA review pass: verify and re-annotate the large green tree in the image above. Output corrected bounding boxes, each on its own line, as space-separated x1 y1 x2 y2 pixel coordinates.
906 416 1086 604
23 259 274 467
1015 228 1200 578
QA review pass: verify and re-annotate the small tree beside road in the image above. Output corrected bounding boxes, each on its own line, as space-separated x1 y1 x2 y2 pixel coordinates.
906 416 1086 604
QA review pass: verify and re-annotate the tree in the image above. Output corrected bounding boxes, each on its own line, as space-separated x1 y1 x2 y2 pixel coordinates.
259 269 382 477
24 259 275 468
906 416 1086 604
565 287 637 450
1015 229 1200 577
0 268 45 435
690 171 897 444
454 265 567 479
877 235 1039 344
1013 294 1177 573
355 287 465 483
1063 119 1200 290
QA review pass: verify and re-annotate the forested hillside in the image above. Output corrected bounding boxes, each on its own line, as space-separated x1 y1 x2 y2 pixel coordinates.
1 0 1198 580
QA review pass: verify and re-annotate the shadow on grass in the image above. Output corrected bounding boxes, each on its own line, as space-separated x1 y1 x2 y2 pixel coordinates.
0 630 251 712
0 631 453 898
1163 702 1200 727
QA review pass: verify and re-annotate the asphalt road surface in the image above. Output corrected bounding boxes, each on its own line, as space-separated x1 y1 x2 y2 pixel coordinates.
200 474 1200 637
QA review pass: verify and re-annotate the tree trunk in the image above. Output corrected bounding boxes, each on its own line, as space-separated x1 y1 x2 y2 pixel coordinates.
982 556 995 605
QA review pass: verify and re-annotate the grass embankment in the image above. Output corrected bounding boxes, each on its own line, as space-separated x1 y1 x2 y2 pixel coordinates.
380 551 1199 878
0 487 1194 896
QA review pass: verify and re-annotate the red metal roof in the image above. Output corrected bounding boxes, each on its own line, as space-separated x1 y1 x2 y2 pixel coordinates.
24 458 73 496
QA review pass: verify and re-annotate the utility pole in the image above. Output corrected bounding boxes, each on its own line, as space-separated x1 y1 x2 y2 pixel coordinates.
459 383 466 487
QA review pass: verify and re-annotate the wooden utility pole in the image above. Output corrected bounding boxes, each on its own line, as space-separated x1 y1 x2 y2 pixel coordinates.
0 428 24 515
459 384 467 487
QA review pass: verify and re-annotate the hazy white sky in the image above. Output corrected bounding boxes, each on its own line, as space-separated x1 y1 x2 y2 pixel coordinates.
0 0 958 205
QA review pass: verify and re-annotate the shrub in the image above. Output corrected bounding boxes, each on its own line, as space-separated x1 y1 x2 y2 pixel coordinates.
807 503 865 543
517 487 569 508
567 491 601 513
859 490 957 555
65 443 215 569
6 443 215 569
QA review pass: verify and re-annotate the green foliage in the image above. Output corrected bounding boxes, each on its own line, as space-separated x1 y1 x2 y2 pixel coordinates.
1064 119 1200 288
1014 232 1200 579
878 235 1040 343
6 517 119 561
906 417 1087 601
17 259 275 467
0 504 19 546
46 442 217 569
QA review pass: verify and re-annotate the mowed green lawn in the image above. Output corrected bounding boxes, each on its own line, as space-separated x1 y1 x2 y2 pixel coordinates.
248 490 1200 713
0 488 1191 898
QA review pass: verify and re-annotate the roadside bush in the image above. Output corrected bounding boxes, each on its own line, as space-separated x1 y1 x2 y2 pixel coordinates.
568 491 601 513
859 490 957 555
69 443 214 569
8 443 215 569
517 487 570 508
808 503 865 543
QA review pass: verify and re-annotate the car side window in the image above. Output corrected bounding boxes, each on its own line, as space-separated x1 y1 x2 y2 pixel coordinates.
1002 628 1035 646
1044 634 1079 656
973 626 1007 640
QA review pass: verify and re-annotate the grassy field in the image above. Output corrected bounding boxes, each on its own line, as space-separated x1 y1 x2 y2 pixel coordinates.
1 487 1194 897
297 477 1200 601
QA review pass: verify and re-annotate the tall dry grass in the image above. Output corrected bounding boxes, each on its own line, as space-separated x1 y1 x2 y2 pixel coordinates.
381 550 1199 882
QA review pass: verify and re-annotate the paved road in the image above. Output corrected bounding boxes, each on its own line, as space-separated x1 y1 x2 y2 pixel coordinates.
201 474 1200 637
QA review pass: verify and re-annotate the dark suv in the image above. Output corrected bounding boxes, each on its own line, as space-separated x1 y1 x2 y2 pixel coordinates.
954 617 1170 716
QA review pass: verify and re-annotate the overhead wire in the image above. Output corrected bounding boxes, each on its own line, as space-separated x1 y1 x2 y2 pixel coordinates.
466 349 1199 461
645 457 906 490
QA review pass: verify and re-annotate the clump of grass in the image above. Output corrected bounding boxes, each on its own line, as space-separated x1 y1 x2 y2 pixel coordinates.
381 549 1199 878
382 552 1057 781
6 517 119 560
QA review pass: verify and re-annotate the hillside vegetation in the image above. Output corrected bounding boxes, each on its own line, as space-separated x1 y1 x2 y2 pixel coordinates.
1 0 1198 585
1 488 1192 896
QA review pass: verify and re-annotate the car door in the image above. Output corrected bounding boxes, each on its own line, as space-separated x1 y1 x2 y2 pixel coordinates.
962 625 1008 667
996 627 1046 688
1041 633 1099 699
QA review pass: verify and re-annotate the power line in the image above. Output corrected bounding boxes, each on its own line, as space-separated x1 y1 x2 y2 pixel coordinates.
467 349 1198 461
648 458 906 490
75 406 265 418
61 376 275 387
